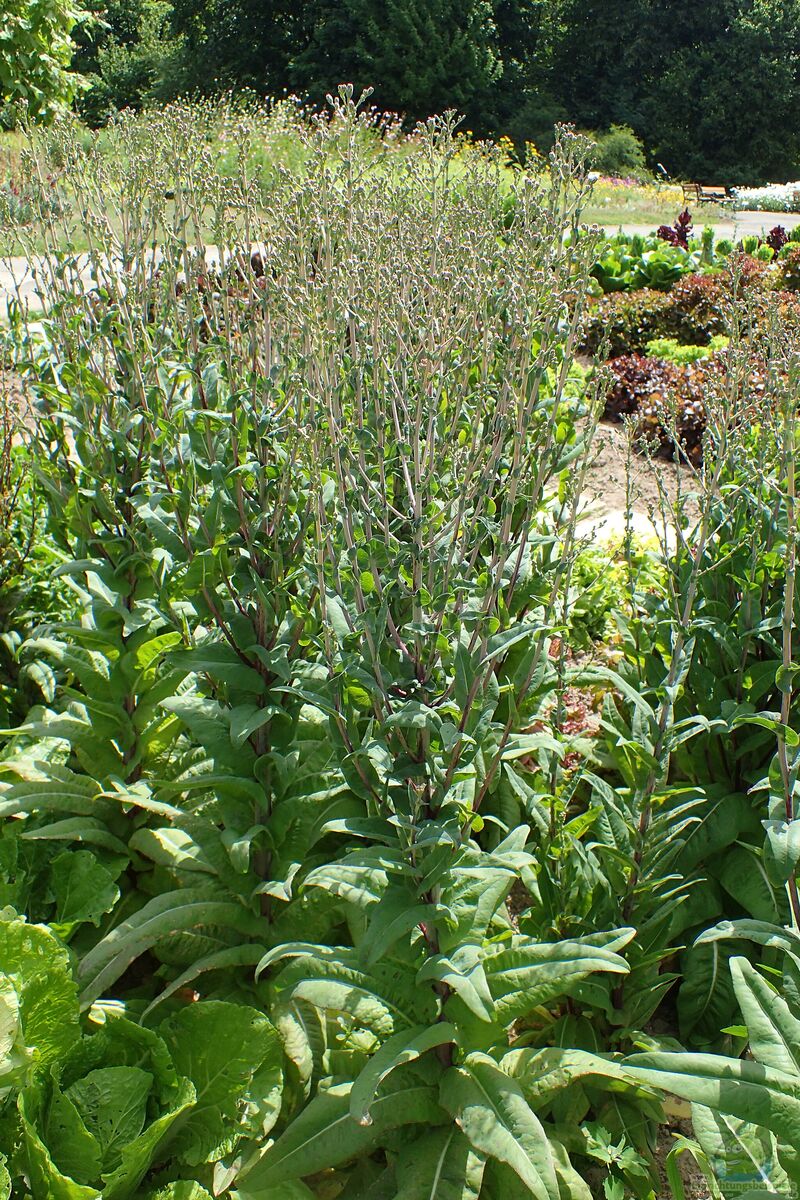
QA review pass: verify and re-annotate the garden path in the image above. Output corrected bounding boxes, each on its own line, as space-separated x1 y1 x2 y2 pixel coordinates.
607 209 800 239
3 210 800 308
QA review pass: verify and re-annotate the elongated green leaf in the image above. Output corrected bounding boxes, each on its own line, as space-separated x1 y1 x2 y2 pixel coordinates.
484 931 632 1021
233 1182 315 1200
439 1053 560 1200
696 920 800 955
20 817 128 855
730 957 800 1076
625 1052 800 1146
691 1105 787 1197
77 889 262 1006
168 645 267 694
236 1078 442 1188
350 1023 457 1124
142 944 267 1018
501 1046 645 1109
0 772 103 819
129 828 216 875
393 1127 485 1199
677 940 741 1047
418 946 494 1022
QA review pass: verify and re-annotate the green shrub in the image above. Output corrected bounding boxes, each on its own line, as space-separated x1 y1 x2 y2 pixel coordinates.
592 123 648 178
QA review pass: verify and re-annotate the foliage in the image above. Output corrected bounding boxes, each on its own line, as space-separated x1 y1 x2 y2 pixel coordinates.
587 223 736 297
656 209 692 251
589 235 703 295
0 0 92 124
581 261 800 356
644 335 729 365
590 124 646 179
603 353 711 462
73 0 182 125
549 0 800 184
4 95 800 1200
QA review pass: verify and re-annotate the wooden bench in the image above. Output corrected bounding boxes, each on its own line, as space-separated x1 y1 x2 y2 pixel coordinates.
682 182 730 206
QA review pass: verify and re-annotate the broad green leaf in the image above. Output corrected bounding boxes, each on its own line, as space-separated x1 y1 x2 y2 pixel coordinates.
100 1077 196 1200
439 1053 560 1200
0 971 31 1091
714 846 785 925
52 850 120 926
696 920 800 956
148 1184 214 1200
676 792 759 873
44 1083 103 1185
67 1066 153 1173
765 819 800 886
350 1023 457 1124
233 1182 316 1200
393 1126 485 1199
0 1154 10 1200
0 908 80 1068
265 944 432 1035
162 1001 283 1163
677 941 742 1048
19 1081 102 1200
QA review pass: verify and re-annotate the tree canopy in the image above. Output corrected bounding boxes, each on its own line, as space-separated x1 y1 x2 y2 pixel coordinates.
8 0 800 183
1 0 90 122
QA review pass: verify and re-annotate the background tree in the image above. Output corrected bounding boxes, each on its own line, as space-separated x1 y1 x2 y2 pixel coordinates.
73 0 180 124
290 0 501 127
1 0 91 123
642 0 800 184
167 0 308 95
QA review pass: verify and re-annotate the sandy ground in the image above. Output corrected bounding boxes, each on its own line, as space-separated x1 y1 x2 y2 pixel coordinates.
576 417 694 547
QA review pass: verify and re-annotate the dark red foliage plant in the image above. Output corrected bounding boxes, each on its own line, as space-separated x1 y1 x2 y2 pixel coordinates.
657 209 693 250
766 225 789 253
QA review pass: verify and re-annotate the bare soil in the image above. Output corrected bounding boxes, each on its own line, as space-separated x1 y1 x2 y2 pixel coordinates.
582 417 697 520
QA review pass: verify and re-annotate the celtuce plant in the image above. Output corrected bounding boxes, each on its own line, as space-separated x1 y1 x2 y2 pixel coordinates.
7 88 800 1200
0 92 658 1196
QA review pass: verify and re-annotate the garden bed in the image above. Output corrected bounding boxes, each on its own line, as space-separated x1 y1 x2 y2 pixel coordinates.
1 103 799 1200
